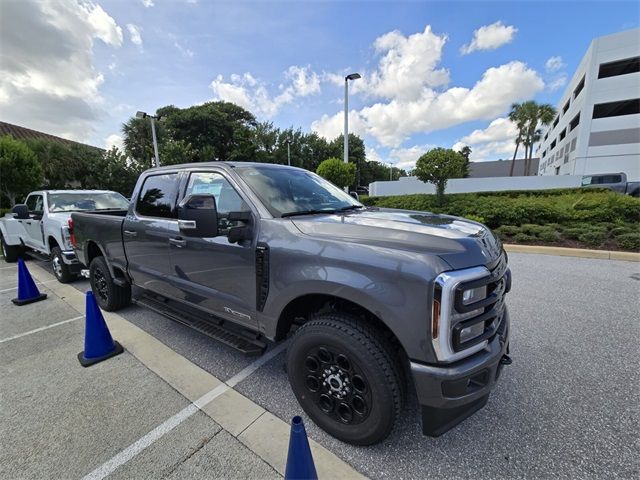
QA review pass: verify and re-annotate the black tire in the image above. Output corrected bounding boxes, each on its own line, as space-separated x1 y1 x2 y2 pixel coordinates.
1 234 21 263
286 313 404 445
51 246 76 283
89 256 131 311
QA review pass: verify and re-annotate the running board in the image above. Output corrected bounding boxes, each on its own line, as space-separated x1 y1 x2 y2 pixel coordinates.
133 294 267 356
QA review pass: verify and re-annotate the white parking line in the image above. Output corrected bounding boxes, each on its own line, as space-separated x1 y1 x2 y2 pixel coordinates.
82 342 288 480
0 316 84 344
0 279 58 294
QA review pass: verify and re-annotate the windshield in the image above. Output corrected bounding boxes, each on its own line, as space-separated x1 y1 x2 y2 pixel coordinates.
47 192 130 212
236 166 362 217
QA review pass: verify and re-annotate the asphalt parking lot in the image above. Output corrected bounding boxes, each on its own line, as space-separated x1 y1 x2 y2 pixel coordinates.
2 253 639 479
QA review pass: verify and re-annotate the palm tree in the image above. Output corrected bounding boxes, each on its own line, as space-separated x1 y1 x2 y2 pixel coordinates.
509 101 556 176
508 103 527 176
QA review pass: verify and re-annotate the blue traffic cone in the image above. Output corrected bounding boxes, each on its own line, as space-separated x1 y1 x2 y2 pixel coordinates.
284 416 318 480
12 258 47 306
77 291 123 367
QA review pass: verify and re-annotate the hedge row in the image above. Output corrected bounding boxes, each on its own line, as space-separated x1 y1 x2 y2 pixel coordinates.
362 189 640 228
362 188 640 251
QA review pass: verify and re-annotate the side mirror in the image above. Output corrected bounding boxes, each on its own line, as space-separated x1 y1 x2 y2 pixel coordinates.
11 204 29 220
177 194 219 238
349 191 359 201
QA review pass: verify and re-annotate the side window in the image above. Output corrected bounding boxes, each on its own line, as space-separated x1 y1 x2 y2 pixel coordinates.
185 172 248 215
26 195 43 213
136 173 180 218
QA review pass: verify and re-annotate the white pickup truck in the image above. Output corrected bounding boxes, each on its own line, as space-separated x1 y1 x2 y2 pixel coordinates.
0 190 129 282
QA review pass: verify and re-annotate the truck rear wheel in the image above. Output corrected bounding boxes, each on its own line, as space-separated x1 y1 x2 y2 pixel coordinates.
89 256 131 311
51 246 76 283
1 234 21 263
286 313 404 445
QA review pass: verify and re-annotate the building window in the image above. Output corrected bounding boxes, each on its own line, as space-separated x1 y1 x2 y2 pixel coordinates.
552 116 559 128
550 139 556 150
598 56 640 79
555 166 560 175
559 128 567 141
563 100 570 115
574 75 585 98
592 98 640 119
544 132 548 141
570 138 577 152
569 112 580 131
542 150 546 158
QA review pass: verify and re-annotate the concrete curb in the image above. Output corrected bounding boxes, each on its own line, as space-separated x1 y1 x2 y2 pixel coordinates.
27 264 366 480
504 244 640 262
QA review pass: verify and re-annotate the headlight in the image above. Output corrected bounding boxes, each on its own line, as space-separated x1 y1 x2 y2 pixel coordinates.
459 322 485 343
462 285 487 305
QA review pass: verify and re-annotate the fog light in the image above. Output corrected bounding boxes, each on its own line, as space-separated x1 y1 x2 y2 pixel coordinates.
462 285 487 305
459 322 484 343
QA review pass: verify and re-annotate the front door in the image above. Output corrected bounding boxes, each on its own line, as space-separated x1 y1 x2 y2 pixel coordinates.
168 170 257 329
123 172 181 298
23 194 45 249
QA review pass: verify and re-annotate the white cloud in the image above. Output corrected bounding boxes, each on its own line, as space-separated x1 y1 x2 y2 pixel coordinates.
389 144 435 171
105 133 124 151
452 117 518 161
0 0 124 140
460 21 517 55
210 65 321 117
171 36 194 58
140 0 154 7
84 3 123 46
545 56 565 72
312 59 543 147
547 75 567 91
126 24 142 47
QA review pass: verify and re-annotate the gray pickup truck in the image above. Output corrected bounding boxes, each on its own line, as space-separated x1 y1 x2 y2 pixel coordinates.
71 162 511 445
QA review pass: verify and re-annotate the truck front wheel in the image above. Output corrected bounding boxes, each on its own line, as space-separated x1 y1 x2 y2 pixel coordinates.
1 234 21 263
286 313 404 445
89 256 131 311
51 247 76 283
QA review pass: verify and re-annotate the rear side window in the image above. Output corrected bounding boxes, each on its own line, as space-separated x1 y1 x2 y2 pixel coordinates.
136 173 180 218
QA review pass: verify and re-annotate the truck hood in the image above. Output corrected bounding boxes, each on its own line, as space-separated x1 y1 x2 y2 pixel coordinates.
291 208 503 269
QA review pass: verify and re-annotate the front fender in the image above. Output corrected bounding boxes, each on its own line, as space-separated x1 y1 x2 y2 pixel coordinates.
0 216 25 246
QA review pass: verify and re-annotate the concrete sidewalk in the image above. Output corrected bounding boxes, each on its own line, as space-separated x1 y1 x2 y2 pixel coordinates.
0 261 363 479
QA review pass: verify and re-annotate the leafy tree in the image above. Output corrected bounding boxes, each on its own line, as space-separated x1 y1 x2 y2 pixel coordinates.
25 139 79 189
0 136 43 207
414 148 466 205
328 134 365 188
316 158 356 189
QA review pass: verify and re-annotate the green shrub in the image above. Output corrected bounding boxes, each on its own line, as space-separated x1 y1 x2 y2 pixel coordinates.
538 230 560 242
495 225 521 236
616 233 640 251
513 232 536 243
577 230 607 247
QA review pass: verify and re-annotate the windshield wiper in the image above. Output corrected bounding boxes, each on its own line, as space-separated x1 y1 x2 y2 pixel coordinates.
337 205 364 212
281 209 336 218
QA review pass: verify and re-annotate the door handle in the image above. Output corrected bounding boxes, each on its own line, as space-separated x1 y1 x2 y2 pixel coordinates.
169 237 187 248
25 221 32 225
123 230 137 237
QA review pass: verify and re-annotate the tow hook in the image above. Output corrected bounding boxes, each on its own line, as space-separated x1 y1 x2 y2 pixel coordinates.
500 354 512 366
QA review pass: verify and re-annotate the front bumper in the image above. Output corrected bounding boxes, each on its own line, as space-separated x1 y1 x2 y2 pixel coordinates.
61 249 82 271
410 307 510 436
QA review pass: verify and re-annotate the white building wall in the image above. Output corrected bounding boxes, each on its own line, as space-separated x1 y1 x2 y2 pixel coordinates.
537 29 640 180
369 175 582 197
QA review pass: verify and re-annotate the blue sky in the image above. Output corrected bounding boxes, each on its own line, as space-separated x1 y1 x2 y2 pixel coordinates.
1 0 638 169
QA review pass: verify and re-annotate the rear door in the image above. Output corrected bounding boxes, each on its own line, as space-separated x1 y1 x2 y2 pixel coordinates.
22 194 45 249
123 172 182 298
168 170 258 329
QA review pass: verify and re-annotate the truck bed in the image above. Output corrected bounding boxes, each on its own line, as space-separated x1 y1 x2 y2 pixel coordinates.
71 209 128 269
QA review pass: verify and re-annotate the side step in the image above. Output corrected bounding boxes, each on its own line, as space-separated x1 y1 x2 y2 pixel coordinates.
133 294 267 356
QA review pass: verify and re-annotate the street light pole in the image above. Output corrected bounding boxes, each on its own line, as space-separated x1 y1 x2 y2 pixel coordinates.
136 111 161 168
149 116 160 168
343 73 361 166
285 138 291 166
